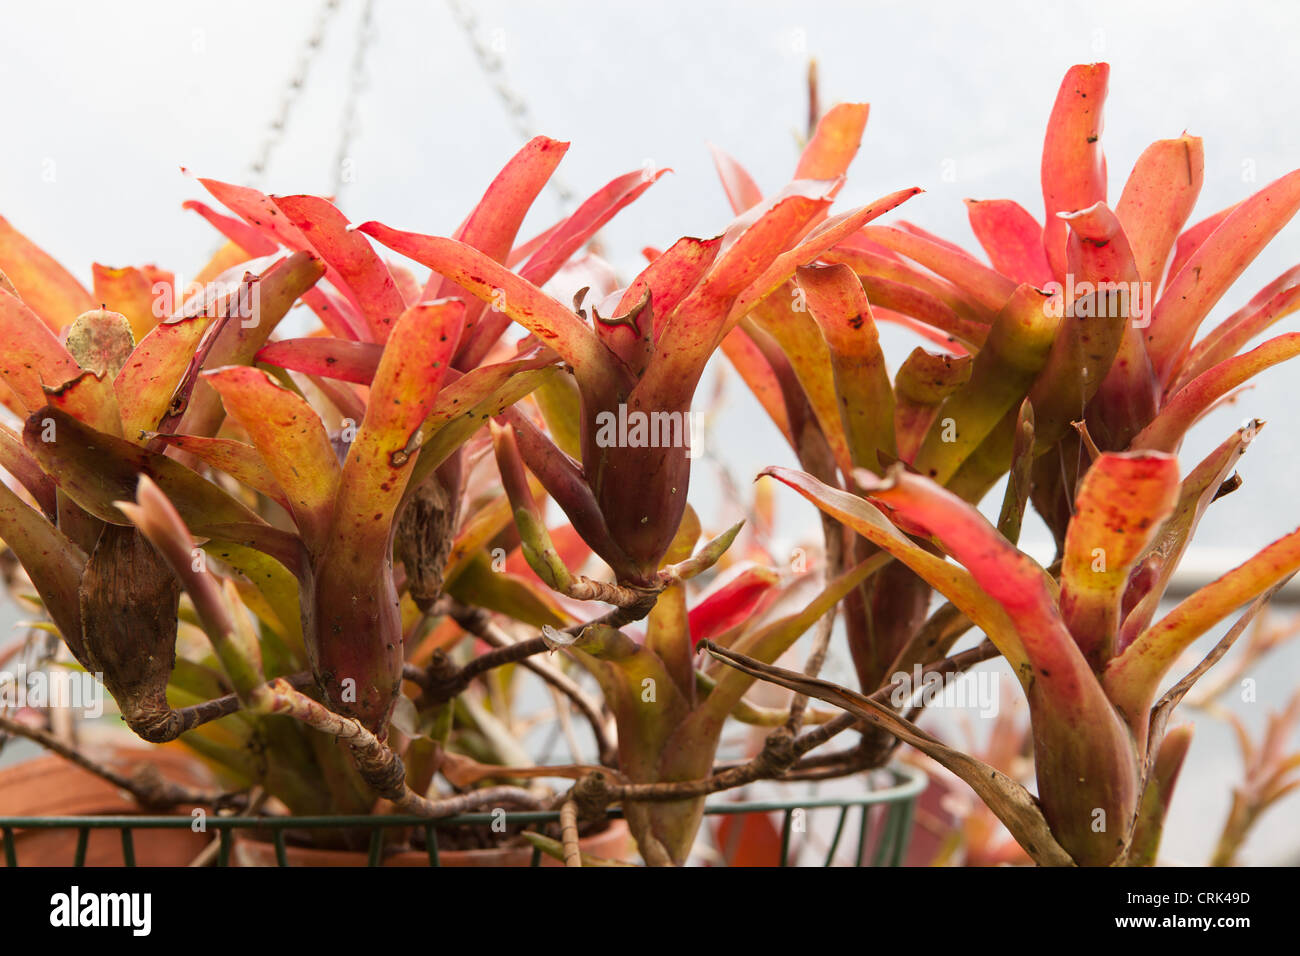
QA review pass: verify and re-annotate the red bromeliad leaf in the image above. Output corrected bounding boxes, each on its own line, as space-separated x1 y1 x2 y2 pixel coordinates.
519 168 669 288
687 567 781 646
45 371 122 437
616 236 722 342
0 215 95 331
1146 168 1300 384
355 222 621 401
146 432 289 510
309 300 465 730
963 199 1053 287
0 289 83 410
1118 423 1255 650
856 275 987 348
301 286 367 340
695 555 887 736
1175 267 1300 390
407 367 557 493
1163 201 1243 294
198 179 364 323
725 188 923 334
759 465 1028 670
256 336 383 385
745 299 852 476
852 465 1140 865
499 404 628 578
910 284 1057 485
1114 135 1204 288
1040 63 1109 281
1029 201 1138 449
794 103 870 182
273 195 407 342
203 366 341 554
423 136 569 300
709 144 763 215
630 182 840 413
858 225 1018 315
797 263 896 474
1106 525 1300 749
183 199 279 257
92 264 170 340
896 222 981 261
175 251 324 437
22 407 303 576
330 300 464 555
115 312 217 440
1058 452 1180 669
874 306 973 353
1131 333 1300 452
822 242 991 324
893 348 973 463
457 165 669 370
403 349 559 462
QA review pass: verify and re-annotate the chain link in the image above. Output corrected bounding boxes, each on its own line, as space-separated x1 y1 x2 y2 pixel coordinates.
444 0 575 207
332 0 375 199
244 0 343 186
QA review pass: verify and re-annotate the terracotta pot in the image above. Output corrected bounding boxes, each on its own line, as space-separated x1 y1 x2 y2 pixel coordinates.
0 743 215 866
233 818 632 867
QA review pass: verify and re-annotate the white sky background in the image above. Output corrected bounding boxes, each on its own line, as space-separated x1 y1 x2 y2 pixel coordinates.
1 0 1299 862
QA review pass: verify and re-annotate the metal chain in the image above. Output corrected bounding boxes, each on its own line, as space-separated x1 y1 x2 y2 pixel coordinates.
332 0 375 200
444 0 575 207
244 0 343 185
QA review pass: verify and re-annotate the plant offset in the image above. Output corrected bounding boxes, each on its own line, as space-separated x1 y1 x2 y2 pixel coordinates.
0 62 1298 866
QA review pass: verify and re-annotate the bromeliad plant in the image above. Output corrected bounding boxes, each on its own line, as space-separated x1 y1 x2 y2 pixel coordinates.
0 59 1296 868
698 62 1300 865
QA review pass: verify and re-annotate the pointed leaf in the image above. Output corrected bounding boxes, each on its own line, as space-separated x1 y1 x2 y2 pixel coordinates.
114 311 217 439
1120 423 1256 648
0 289 82 410
23 407 303 575
1106 525 1300 734
760 465 1028 670
709 144 763 214
203 366 341 553
1132 332 1300 452
1059 452 1180 668
1146 168 1300 383
1115 135 1204 287
911 284 1057 485
256 336 382 385
964 199 1053 287
794 103 869 181
859 224 1019 314
1175 267 1300 389
799 263 896 473
146 432 288 510
273 195 407 342
1040 63 1109 280
0 214 95 330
